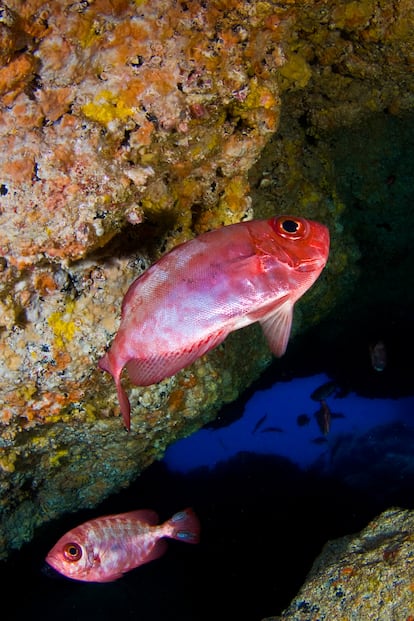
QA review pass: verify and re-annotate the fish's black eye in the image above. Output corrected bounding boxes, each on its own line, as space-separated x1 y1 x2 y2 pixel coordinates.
282 219 299 233
272 216 309 240
63 542 82 562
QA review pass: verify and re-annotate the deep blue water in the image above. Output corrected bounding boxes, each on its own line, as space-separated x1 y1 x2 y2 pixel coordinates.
3 362 414 621
164 372 414 472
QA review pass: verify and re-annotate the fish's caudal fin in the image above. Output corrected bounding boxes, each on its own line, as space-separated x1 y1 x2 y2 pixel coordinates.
98 353 131 431
116 377 131 431
169 508 200 544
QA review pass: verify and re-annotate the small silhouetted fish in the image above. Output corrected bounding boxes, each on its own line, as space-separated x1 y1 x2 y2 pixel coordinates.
297 413 311 426
252 414 267 434
314 399 331 435
312 436 328 444
260 426 284 433
311 380 338 402
369 340 387 372
314 399 345 436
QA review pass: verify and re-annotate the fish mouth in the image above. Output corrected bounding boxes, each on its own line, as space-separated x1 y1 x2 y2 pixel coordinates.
296 255 328 272
297 229 330 272
41 561 65 580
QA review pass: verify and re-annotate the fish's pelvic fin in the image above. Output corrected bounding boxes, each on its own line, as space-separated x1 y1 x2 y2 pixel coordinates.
259 301 293 357
99 572 124 582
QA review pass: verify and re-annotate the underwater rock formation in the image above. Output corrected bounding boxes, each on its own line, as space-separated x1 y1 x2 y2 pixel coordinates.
0 0 285 558
0 0 414 561
275 507 414 620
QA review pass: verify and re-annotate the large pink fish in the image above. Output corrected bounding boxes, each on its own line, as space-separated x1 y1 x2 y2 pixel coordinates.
45 507 200 582
99 215 330 429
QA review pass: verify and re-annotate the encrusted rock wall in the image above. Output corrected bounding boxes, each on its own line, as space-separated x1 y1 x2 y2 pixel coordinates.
274 507 414 620
0 0 287 557
0 0 413 561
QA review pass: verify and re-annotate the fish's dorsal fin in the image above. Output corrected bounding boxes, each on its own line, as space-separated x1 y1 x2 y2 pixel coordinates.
259 301 293 357
122 509 159 525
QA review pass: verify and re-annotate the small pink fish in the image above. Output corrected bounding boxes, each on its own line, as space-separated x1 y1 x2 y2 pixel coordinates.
99 215 330 429
45 507 200 583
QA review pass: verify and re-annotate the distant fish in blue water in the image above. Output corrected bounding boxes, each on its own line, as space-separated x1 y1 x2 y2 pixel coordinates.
314 399 331 435
369 339 387 372
296 413 311 427
260 426 284 433
310 380 338 402
314 399 344 436
252 414 267 434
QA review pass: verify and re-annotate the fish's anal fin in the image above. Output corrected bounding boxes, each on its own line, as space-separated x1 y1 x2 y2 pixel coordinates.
144 539 168 563
125 329 227 387
259 301 294 357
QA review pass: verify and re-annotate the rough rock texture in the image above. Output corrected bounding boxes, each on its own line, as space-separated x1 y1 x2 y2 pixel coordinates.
0 0 413 563
272 507 414 620
0 0 287 558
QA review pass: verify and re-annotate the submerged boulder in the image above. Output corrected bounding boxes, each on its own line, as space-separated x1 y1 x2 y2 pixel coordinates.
275 507 414 620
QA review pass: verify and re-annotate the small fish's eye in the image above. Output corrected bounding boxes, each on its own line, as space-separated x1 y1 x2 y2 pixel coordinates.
63 542 82 562
273 216 308 240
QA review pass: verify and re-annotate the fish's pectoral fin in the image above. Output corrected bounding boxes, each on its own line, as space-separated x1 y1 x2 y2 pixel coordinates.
259 301 293 357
